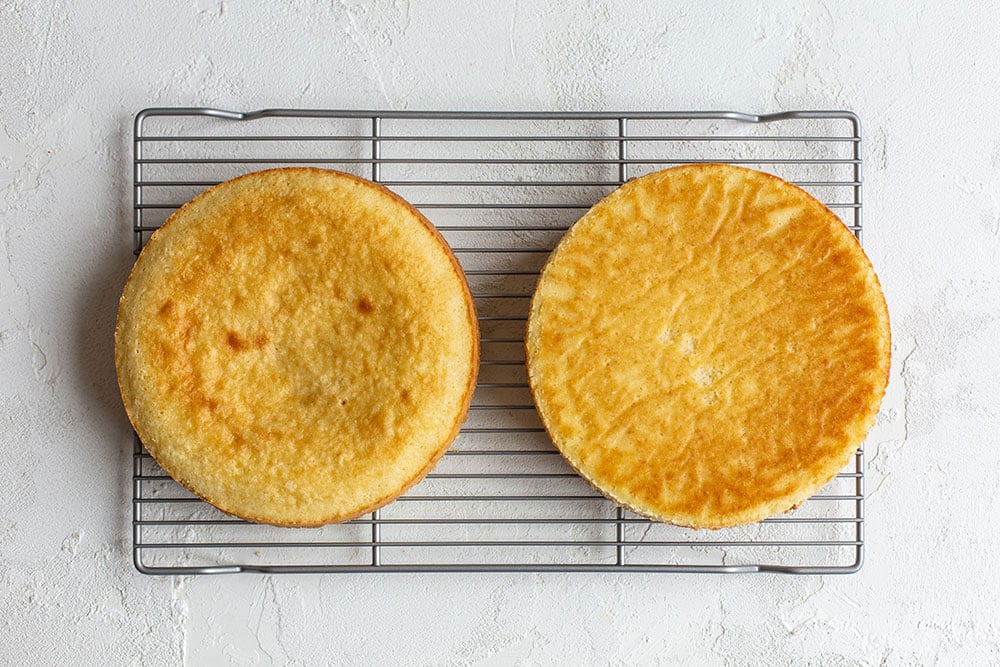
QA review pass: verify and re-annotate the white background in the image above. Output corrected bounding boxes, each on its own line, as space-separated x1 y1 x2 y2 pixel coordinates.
2 1 999 664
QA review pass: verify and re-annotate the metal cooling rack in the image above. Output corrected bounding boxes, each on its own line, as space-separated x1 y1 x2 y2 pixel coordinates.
131 108 864 574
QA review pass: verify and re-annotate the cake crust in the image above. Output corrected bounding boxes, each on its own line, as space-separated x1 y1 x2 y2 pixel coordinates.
526 164 890 529
116 168 479 526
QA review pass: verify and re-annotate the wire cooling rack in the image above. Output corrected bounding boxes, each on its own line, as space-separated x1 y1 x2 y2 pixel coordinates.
131 108 864 574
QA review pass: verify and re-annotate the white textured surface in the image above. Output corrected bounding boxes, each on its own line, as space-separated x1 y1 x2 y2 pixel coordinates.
1 1 998 664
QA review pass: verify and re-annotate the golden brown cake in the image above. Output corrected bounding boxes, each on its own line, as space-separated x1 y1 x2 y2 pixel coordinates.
526 164 890 529
116 168 479 526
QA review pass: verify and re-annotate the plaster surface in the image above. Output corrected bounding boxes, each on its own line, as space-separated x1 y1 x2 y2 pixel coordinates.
1 1 999 664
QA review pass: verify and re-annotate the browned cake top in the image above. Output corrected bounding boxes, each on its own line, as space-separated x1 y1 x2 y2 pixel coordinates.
526 164 890 529
116 168 479 526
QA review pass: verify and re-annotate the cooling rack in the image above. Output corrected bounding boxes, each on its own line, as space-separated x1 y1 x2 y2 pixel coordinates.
131 108 864 574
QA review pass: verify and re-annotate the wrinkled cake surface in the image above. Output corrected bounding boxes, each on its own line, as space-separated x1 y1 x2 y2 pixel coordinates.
526 164 890 529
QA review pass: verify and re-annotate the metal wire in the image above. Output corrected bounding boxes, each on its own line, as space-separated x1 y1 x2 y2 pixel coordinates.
132 108 865 575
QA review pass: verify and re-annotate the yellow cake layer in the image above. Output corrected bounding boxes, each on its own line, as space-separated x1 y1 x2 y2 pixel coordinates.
526 164 890 529
116 168 479 526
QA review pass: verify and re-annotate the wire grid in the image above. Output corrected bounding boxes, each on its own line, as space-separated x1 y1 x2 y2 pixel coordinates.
132 108 864 575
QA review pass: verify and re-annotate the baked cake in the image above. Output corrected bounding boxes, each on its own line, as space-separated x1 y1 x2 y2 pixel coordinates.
116 168 479 526
525 164 890 529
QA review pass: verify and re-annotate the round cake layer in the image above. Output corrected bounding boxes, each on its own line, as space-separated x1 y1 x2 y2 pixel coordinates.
526 164 889 529
116 168 479 526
